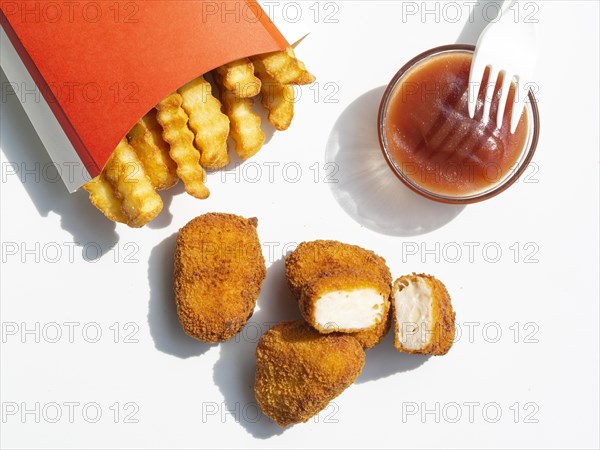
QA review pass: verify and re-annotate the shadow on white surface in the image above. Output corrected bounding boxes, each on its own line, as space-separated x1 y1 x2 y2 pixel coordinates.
356 331 430 384
213 257 302 438
0 69 121 257
325 87 465 236
146 181 186 230
0 68 185 237
147 233 214 358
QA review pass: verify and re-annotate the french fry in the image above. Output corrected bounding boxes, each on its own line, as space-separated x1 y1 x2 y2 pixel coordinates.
253 58 295 131
82 172 128 224
215 58 261 98
178 76 230 170
262 83 295 131
156 93 210 200
82 47 315 227
128 110 179 190
215 74 265 159
102 138 163 228
251 46 315 85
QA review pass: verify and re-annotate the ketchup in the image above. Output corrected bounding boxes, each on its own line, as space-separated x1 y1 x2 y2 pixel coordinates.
383 51 528 197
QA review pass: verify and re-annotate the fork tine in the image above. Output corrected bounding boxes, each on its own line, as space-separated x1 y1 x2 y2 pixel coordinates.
495 72 513 128
509 75 528 133
467 56 487 119
482 67 499 123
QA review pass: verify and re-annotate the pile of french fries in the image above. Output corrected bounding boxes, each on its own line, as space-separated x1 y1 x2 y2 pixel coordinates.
84 47 315 227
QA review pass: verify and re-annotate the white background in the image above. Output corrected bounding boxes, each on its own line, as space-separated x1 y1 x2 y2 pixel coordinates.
1 1 599 449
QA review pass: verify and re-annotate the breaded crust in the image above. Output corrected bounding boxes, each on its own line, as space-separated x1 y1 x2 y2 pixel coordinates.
174 213 266 343
351 306 392 349
255 320 365 427
299 269 391 333
285 240 392 299
393 274 456 355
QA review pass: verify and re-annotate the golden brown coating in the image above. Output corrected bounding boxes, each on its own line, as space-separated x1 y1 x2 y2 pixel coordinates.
392 274 455 356
351 306 392 349
299 269 391 334
174 213 266 343
255 320 364 427
285 240 392 299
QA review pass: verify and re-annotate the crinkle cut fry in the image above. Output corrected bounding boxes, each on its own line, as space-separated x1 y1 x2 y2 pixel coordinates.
178 76 230 170
101 138 163 228
215 58 261 98
253 58 295 131
214 73 265 159
127 109 179 190
251 46 315 85
82 48 315 227
82 172 128 224
156 93 209 199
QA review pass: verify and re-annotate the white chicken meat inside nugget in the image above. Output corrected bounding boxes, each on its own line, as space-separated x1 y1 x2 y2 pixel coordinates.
392 274 455 355
300 270 391 334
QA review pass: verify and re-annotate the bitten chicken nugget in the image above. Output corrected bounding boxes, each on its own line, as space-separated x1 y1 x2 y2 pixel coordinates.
216 78 265 159
178 76 230 170
174 213 267 343
392 274 456 355
102 138 163 228
127 110 179 190
253 58 294 131
215 58 261 98
156 93 209 199
251 47 315 85
299 269 391 334
285 240 392 299
82 172 128 224
255 320 364 427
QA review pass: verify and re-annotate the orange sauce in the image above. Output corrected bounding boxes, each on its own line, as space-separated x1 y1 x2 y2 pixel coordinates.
384 52 528 196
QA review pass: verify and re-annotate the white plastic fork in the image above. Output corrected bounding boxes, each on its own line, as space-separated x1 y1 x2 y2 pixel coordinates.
467 0 538 133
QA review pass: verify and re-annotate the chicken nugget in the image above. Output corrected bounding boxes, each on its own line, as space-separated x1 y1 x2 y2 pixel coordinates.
215 58 261 98
127 110 178 190
178 76 230 170
156 93 209 199
251 47 315 85
392 274 456 355
285 240 392 299
102 138 163 228
174 213 266 343
299 269 391 334
255 320 364 427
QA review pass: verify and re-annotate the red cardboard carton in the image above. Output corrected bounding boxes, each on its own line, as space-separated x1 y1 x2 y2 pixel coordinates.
1 0 289 191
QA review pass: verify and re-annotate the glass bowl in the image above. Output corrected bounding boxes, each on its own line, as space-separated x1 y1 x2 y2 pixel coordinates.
378 44 540 204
